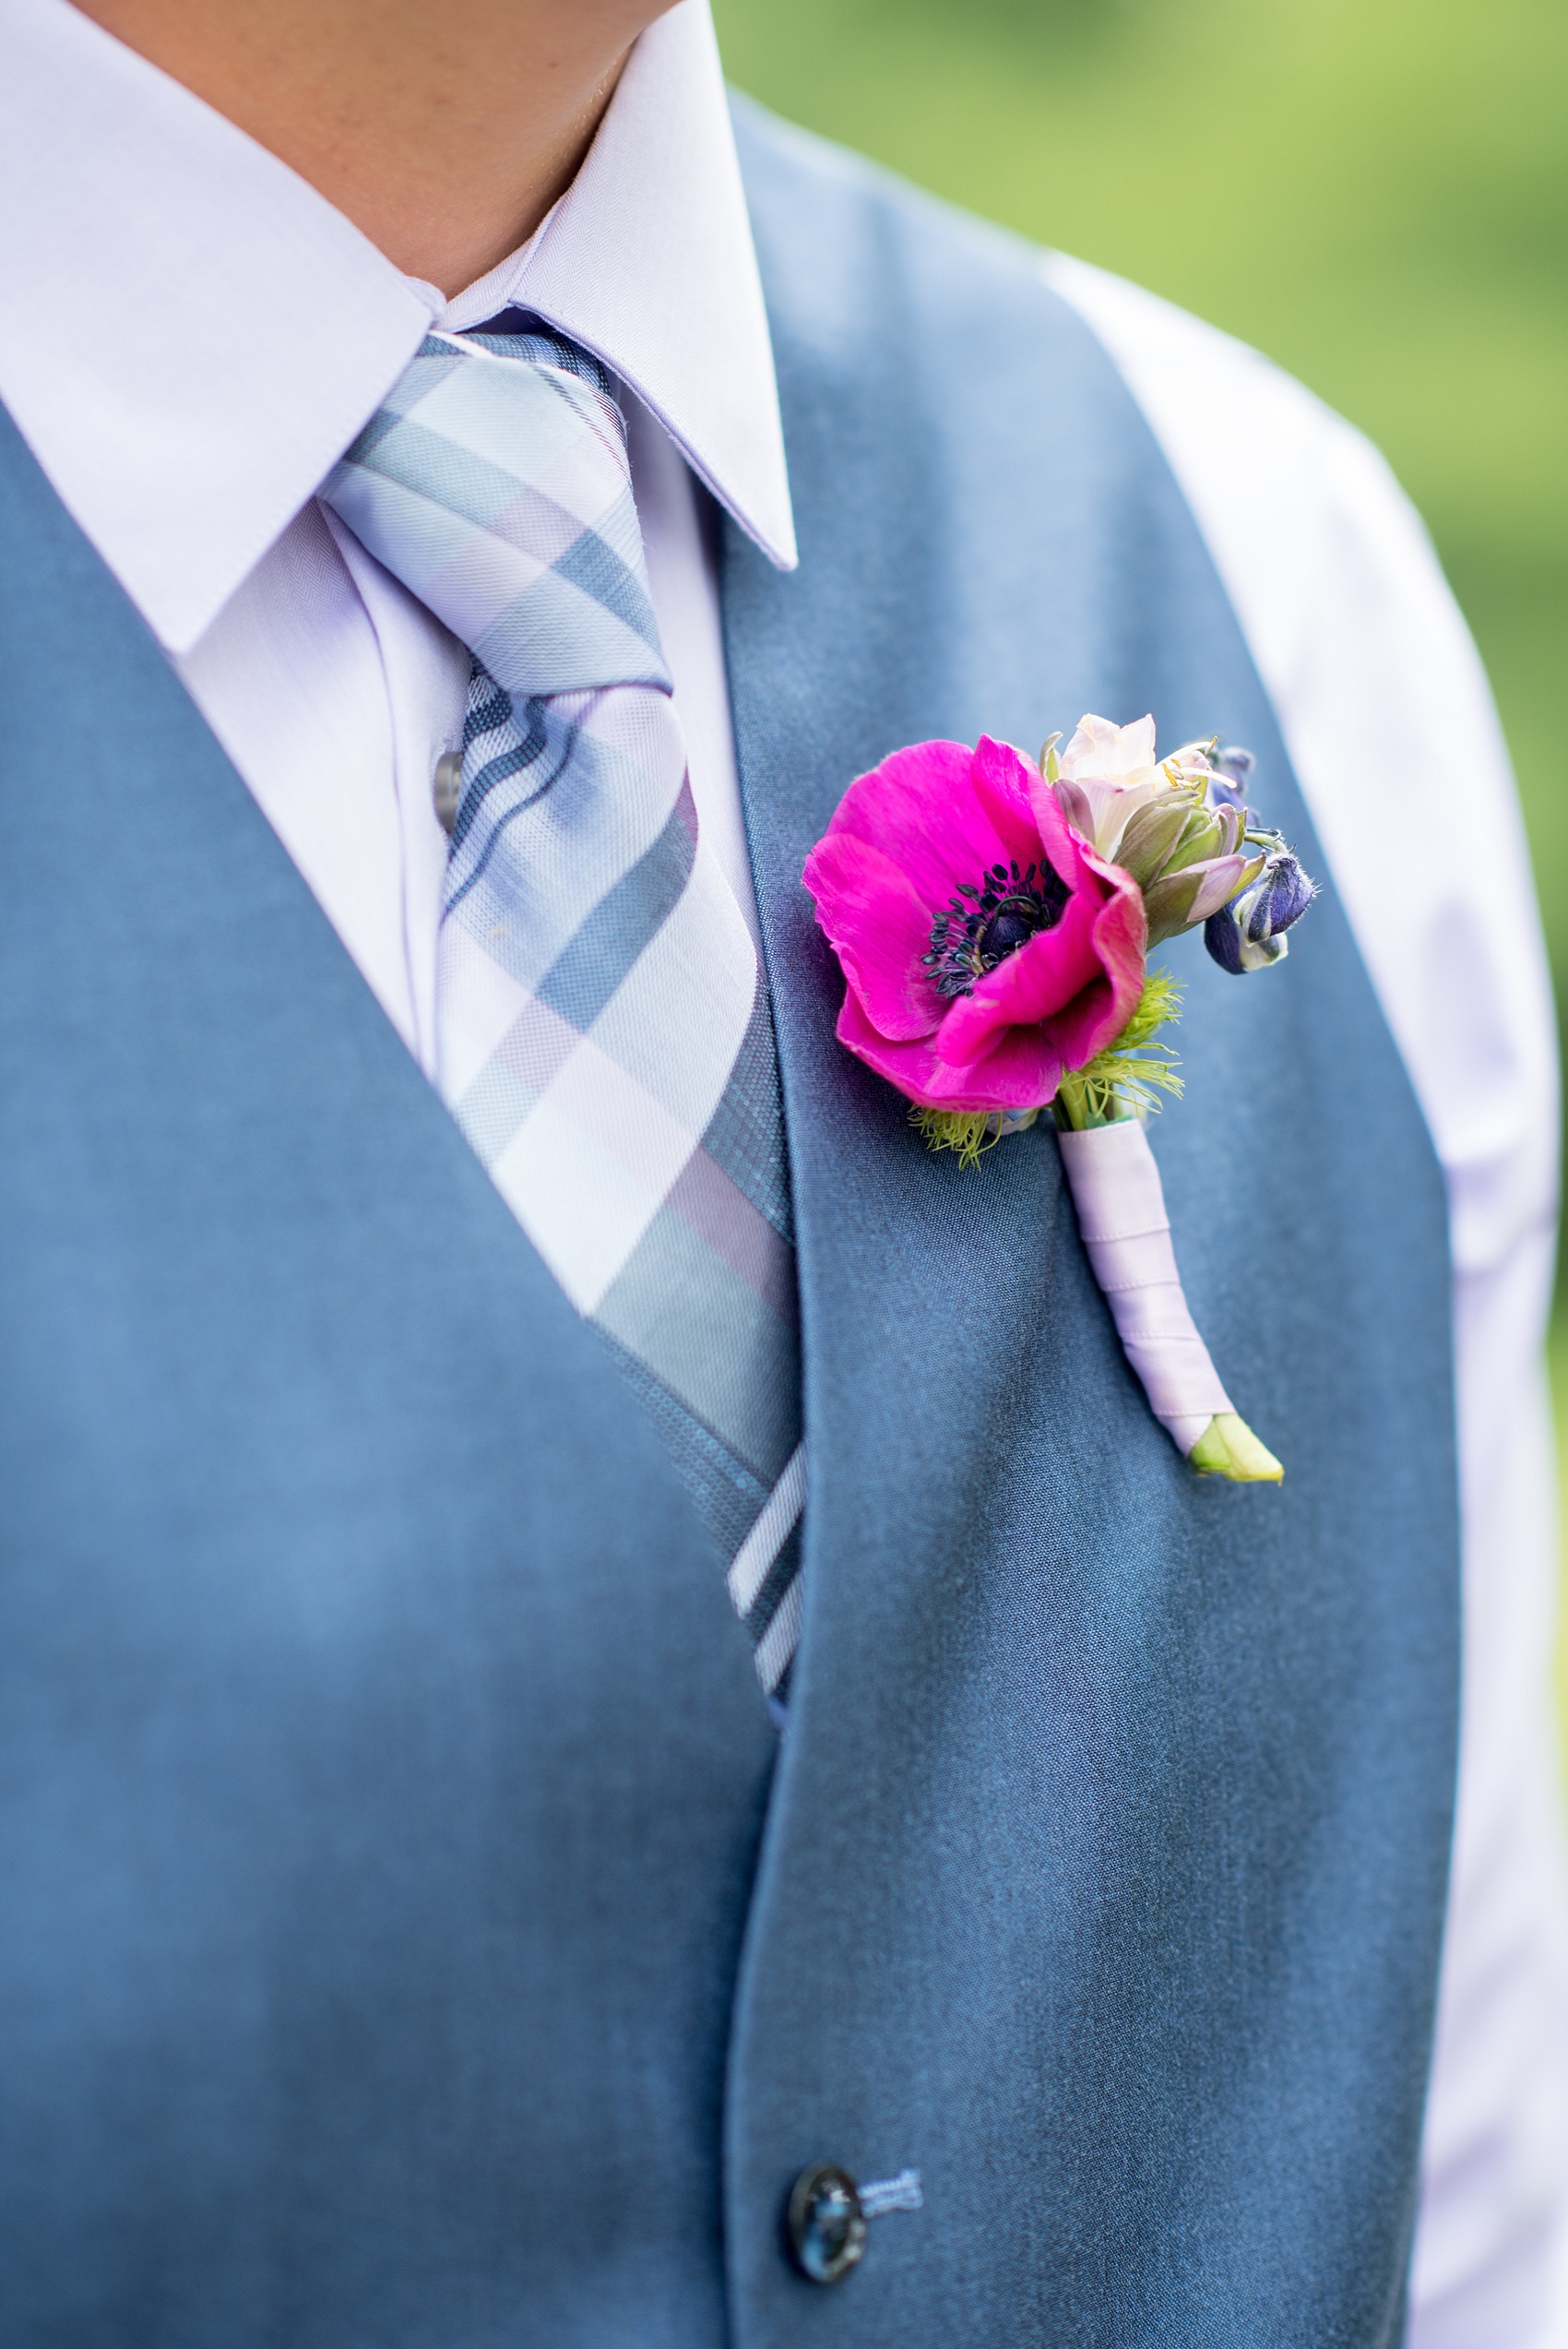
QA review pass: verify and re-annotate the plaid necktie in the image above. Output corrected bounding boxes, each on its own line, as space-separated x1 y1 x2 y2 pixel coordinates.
321 318 805 1703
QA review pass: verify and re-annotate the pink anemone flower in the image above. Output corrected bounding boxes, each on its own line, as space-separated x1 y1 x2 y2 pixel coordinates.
802 735 1147 1115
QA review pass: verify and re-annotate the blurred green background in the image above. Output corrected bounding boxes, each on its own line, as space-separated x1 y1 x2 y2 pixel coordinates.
711 0 1568 1719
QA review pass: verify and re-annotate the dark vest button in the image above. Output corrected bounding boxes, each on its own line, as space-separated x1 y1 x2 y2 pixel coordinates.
786 2164 868 2283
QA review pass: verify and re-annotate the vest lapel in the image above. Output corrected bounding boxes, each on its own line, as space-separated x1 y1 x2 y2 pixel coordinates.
719 207 1106 1753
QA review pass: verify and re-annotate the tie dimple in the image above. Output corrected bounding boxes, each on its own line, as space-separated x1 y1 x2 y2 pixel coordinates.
321 320 806 1703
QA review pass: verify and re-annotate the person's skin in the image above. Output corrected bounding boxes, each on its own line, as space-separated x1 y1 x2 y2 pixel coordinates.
71 0 679 292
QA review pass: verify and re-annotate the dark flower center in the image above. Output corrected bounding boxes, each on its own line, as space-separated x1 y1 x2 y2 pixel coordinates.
922 859 1071 999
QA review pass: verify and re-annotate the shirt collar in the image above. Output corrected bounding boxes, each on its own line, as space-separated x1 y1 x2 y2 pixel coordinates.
438 4 795 577
0 0 794 658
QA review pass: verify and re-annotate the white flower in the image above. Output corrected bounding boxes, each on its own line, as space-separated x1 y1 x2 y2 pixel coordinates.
1048 712 1215 864
1061 712 1162 789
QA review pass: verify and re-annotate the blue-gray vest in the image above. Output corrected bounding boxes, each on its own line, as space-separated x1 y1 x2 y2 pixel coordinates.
0 99 1458 2349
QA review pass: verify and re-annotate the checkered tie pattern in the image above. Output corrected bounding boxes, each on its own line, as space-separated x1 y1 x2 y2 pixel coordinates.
321 316 806 1702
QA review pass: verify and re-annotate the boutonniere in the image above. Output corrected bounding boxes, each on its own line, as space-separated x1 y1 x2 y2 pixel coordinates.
802 717 1315 1484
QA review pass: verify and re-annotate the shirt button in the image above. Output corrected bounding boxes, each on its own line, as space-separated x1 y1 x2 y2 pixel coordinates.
786 2164 867 2283
433 749 463 835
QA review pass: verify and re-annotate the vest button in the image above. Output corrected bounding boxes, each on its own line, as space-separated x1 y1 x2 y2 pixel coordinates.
786 2164 867 2283
433 748 463 835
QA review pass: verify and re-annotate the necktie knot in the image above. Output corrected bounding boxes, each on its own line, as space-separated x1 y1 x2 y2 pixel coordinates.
321 318 670 699
454 308 620 405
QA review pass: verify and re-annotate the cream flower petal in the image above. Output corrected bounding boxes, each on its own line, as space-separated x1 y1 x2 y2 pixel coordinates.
1060 712 1160 785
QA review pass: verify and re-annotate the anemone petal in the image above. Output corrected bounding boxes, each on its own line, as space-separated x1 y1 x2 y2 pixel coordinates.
826 739 1017 913
802 829 944 1040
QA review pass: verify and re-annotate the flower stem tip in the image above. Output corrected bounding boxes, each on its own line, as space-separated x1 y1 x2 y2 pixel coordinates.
1188 1412 1284 1484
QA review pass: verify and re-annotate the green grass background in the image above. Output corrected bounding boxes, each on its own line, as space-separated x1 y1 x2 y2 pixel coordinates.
710 0 1568 1723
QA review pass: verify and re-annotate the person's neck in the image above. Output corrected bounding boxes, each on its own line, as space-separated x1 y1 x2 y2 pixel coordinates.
70 0 677 293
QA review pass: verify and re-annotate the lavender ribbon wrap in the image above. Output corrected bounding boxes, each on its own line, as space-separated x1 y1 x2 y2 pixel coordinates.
1056 1120 1232 1455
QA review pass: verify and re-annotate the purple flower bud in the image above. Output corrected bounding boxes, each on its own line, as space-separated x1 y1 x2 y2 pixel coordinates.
1204 850 1316 974
1261 852 1316 932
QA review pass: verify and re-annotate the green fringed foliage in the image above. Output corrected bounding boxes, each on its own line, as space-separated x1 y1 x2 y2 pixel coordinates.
909 970 1184 1162
908 1104 1045 1165
908 1108 1005 1168
1053 968 1184 1132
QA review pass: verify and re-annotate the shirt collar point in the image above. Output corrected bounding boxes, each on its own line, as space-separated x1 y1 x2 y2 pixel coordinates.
749 516 800 574
674 437 798 576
